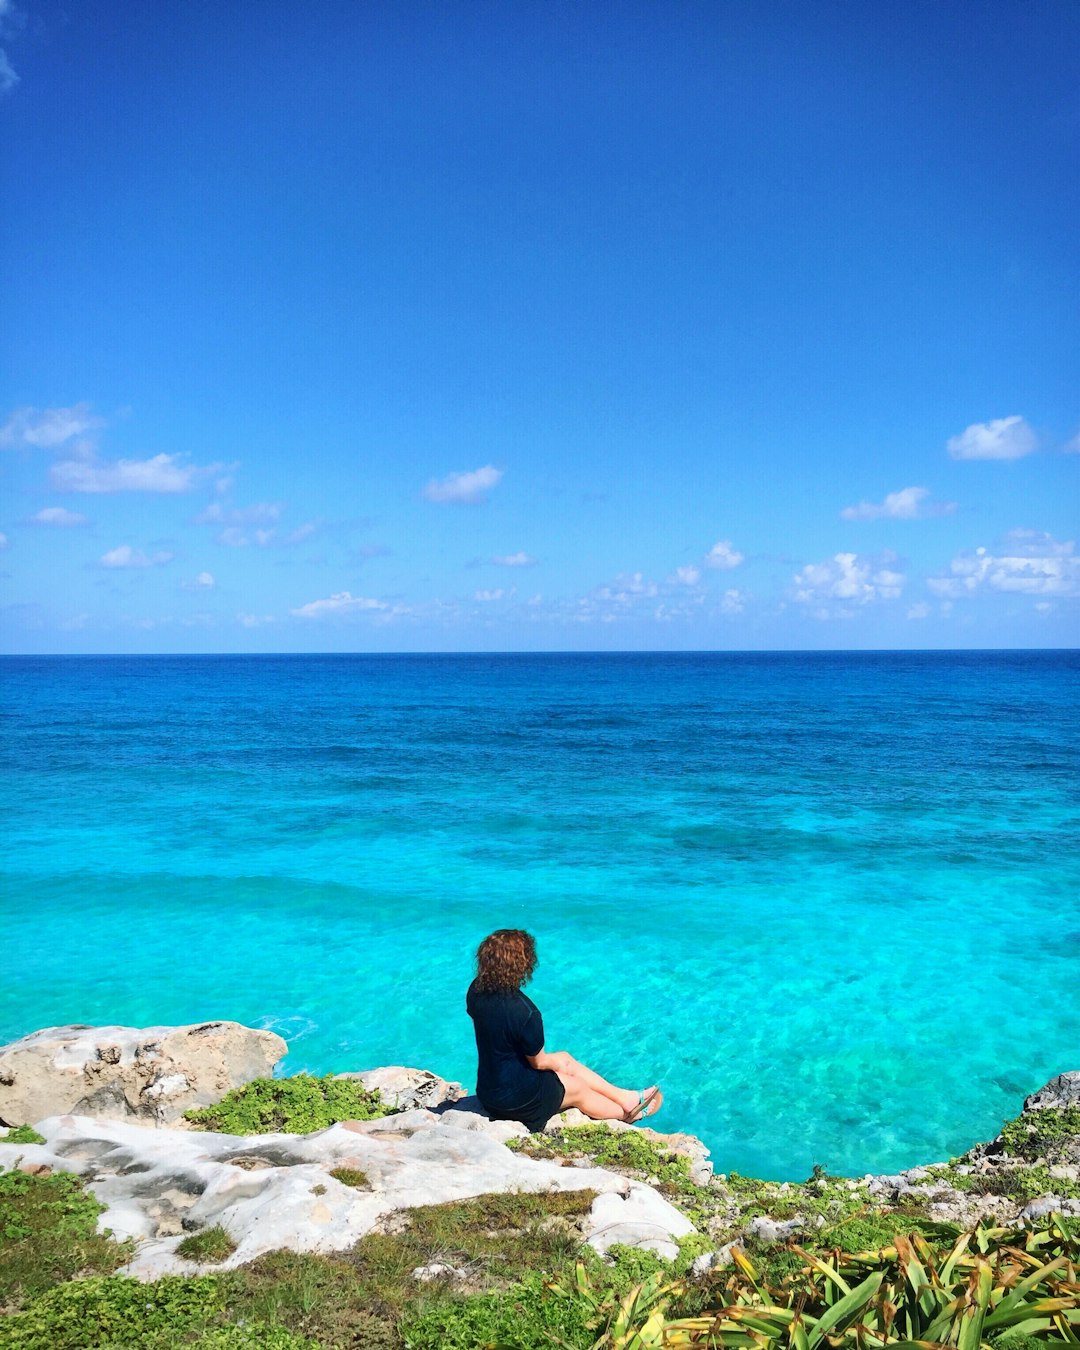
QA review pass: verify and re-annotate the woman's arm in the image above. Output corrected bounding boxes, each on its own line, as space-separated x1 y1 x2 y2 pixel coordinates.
526 1047 575 1074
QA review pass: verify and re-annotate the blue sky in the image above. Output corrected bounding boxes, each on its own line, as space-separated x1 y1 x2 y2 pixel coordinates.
1 0 1077 653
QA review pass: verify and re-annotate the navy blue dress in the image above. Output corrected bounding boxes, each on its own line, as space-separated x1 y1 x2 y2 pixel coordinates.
466 981 566 1131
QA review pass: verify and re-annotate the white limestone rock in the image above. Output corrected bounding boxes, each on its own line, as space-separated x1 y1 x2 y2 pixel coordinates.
0 1023 287 1127
335 1066 465 1113
0 1109 695 1278
586 1186 695 1261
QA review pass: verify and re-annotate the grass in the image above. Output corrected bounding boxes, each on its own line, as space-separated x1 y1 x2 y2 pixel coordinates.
0 1185 601 1349
3 1108 1078 1348
327 1166 368 1189
175 1225 237 1264
183 1074 393 1135
0 1170 132 1307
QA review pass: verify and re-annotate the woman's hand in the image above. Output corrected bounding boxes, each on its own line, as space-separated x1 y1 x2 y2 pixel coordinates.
527 1048 576 1074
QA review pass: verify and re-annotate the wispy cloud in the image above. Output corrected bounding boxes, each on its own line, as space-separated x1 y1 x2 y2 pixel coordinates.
0 0 24 95
423 464 503 504
99 544 175 569
197 501 282 526
474 588 506 601
705 539 744 569
291 590 391 618
1064 430 1080 455
181 571 216 590
0 403 104 449
53 453 198 494
841 486 956 521
31 507 89 527
671 564 701 586
0 532 7 550
0 48 16 94
792 551 905 616
927 530 1079 598
492 551 535 567
947 415 1037 461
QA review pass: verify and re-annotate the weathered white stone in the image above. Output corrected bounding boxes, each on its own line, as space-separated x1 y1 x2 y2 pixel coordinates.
586 1186 695 1261
0 1111 694 1278
412 1262 465 1282
335 1066 465 1113
1024 1073 1080 1113
0 1023 287 1127
692 1243 736 1275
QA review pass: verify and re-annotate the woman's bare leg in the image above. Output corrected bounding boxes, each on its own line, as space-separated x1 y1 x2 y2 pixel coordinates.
556 1068 663 1122
557 1070 632 1120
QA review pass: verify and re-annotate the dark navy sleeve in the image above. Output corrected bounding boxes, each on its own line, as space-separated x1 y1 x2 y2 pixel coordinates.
515 994 545 1056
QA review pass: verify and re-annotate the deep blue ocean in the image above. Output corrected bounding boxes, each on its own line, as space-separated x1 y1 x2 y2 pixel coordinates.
2 651 1078 1180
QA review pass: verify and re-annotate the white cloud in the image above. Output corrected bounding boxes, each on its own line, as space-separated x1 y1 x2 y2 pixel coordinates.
52 453 195 494
474 588 505 602
907 601 931 620
0 402 103 449
290 590 389 618
99 544 174 569
0 49 17 95
423 464 503 504
841 486 956 521
720 588 744 614
927 530 1079 598
197 501 282 526
793 552 905 612
285 522 317 545
672 565 701 586
947 415 1037 461
705 539 744 569
32 506 89 527
492 551 536 567
183 571 215 590
237 612 276 628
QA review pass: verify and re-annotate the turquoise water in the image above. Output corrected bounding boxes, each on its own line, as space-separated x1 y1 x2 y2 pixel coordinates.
2 651 1078 1180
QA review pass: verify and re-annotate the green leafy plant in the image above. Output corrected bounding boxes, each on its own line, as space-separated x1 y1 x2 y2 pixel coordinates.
183 1073 392 1134
0 1126 45 1146
660 1213 1080 1348
175 1224 237 1264
999 1105 1080 1163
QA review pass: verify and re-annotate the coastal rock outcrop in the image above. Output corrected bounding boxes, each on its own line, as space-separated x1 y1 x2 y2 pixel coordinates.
1 1106 694 1278
0 1022 287 1127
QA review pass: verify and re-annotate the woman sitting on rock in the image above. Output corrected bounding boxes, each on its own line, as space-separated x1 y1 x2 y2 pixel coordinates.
466 928 662 1133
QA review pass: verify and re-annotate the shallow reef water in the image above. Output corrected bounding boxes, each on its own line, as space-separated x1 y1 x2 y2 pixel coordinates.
2 650 1078 1180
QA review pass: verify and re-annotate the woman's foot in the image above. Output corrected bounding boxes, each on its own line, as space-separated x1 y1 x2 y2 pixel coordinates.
624 1086 663 1124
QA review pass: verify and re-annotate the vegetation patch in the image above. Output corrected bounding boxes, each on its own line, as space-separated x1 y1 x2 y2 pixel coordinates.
0 1170 132 1307
999 1104 1080 1163
0 1129 44 1147
183 1074 393 1135
175 1225 237 1264
927 1159 1080 1202
510 1125 714 1221
327 1166 368 1189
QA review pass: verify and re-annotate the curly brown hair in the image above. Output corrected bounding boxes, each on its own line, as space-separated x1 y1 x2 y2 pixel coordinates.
474 929 538 992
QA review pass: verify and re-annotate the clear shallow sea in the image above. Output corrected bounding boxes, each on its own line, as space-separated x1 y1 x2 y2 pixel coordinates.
2 651 1078 1181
